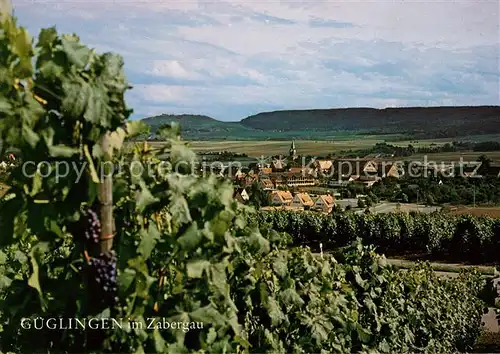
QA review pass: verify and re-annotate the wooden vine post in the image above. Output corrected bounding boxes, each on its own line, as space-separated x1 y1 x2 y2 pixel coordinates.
99 132 115 253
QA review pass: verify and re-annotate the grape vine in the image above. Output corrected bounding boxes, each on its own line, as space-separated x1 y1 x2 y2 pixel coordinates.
86 250 118 310
253 210 500 264
78 209 101 246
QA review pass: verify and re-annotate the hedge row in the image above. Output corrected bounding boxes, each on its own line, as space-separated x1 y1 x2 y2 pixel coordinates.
251 210 500 264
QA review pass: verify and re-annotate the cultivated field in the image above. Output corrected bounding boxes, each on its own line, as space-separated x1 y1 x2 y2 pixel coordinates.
366 202 442 214
149 139 500 163
448 206 500 218
185 139 381 157
177 138 456 157
408 151 500 163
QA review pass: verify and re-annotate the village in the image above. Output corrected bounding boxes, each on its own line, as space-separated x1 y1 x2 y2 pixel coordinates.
198 141 500 214
2 141 500 214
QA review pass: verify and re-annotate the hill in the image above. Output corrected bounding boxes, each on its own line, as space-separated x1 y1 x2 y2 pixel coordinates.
141 114 254 140
240 106 500 138
141 106 500 140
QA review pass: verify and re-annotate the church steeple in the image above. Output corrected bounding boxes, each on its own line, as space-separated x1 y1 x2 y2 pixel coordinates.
289 140 297 159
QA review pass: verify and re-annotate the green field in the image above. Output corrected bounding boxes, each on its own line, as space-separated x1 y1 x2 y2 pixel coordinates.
145 137 500 163
178 138 497 160
187 140 375 157
408 151 500 163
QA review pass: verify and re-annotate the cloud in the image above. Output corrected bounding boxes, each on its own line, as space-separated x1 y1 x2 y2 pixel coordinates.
149 60 202 80
11 0 500 121
309 18 355 28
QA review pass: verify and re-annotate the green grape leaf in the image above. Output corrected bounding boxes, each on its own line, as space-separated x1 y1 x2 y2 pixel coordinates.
186 260 211 279
27 242 49 307
84 85 108 125
36 27 58 48
22 124 40 148
0 97 12 114
126 120 150 138
29 172 42 197
280 288 304 307
138 223 160 259
62 79 90 118
118 268 136 294
177 223 201 251
38 59 64 78
153 329 166 352
206 327 217 345
168 194 191 225
189 305 226 326
48 144 79 157
133 345 145 354
107 127 126 157
0 274 12 290
11 27 32 58
248 229 270 255
61 37 92 68
13 250 28 264
356 324 372 344
0 250 7 265
135 182 159 213
157 123 181 140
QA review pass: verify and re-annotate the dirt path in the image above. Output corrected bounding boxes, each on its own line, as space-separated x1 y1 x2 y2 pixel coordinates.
386 258 496 275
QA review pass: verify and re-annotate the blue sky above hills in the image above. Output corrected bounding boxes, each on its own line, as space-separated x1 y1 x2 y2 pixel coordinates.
13 0 500 121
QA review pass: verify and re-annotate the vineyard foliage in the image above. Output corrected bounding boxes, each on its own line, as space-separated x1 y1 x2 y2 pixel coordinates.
252 210 500 264
232 239 487 353
0 16 493 353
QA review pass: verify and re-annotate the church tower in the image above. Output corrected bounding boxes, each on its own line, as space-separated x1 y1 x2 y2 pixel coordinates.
289 140 297 160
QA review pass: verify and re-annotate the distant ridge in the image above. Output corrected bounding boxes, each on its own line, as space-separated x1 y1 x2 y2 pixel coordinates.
141 114 254 140
141 106 500 140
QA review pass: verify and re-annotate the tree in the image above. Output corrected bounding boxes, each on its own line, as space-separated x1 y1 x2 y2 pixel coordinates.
368 192 379 204
478 154 491 174
248 181 268 208
478 154 491 166
357 198 366 208
330 204 343 214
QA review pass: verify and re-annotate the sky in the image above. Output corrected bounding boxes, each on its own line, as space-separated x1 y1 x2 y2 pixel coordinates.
12 0 500 121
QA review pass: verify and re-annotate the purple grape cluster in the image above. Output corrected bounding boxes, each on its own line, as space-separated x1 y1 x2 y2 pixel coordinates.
88 251 118 307
81 209 101 245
